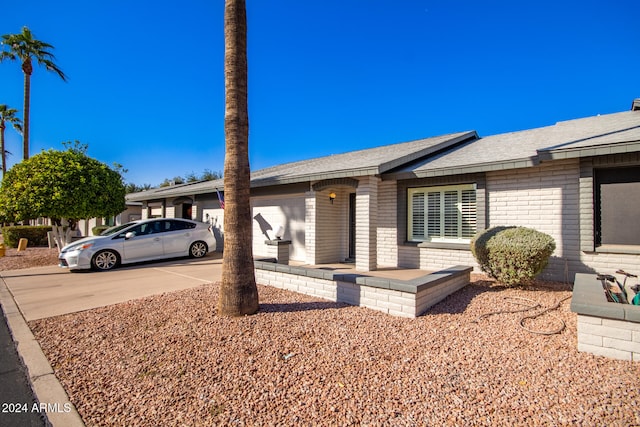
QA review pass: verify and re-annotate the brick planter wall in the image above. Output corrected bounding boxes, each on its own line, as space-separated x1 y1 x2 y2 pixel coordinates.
254 261 471 318
571 273 640 361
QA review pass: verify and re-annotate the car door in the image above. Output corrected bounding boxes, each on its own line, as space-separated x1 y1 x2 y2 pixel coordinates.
121 221 165 262
161 219 196 256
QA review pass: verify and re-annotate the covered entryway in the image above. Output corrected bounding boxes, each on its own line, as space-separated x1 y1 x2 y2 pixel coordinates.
348 192 356 261
173 196 194 220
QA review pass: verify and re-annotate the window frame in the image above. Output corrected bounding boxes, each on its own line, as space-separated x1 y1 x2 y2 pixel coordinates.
594 166 640 247
407 183 477 244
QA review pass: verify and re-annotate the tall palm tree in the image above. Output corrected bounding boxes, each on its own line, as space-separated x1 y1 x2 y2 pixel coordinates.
0 104 22 176
0 26 66 160
217 0 259 316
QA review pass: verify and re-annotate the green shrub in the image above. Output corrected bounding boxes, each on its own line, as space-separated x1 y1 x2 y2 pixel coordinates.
92 225 110 236
471 226 556 286
1 225 53 248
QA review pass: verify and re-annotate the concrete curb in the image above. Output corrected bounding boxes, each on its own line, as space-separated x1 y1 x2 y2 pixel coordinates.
0 277 85 427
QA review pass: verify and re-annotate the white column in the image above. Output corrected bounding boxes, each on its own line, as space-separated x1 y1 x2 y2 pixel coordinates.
304 191 317 265
356 176 378 271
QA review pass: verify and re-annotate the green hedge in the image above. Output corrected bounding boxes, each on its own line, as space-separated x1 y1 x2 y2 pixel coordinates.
92 225 110 236
471 226 556 286
1 225 53 248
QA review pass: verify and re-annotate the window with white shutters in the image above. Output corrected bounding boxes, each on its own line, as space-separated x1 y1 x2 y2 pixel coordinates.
411 193 425 240
408 184 477 243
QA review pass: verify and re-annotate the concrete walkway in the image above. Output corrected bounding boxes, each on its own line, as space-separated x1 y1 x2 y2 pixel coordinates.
4 252 223 321
0 253 223 426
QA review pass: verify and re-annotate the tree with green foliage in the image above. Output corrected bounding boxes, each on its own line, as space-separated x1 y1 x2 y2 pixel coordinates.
0 104 22 176
0 141 125 250
159 176 185 188
124 182 152 194
1 26 67 160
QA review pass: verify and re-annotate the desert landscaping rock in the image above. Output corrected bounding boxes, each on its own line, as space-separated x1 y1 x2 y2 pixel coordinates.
27 278 640 426
0 246 59 270
3 247 638 425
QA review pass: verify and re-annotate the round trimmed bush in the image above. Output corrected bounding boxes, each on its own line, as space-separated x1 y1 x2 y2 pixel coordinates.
471 226 556 286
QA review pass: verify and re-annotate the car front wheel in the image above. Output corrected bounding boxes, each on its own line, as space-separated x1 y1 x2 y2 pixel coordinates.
189 241 208 258
91 250 120 271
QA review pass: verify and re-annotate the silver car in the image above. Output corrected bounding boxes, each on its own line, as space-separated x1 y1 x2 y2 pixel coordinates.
58 218 216 271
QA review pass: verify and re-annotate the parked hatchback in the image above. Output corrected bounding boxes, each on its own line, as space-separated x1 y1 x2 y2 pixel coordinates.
58 218 216 271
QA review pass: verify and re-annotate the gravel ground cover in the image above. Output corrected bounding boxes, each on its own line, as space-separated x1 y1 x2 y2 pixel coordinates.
27 275 640 426
0 246 60 270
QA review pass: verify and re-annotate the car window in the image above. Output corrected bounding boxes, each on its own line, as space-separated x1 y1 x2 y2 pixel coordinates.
149 221 164 234
118 223 153 238
102 222 136 236
169 220 196 231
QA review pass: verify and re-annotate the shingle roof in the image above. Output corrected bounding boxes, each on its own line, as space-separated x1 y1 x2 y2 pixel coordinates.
248 131 476 186
127 105 640 202
388 109 640 179
127 179 223 201
127 131 475 201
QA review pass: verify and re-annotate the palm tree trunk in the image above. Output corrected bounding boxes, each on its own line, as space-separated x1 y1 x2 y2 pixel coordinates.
0 121 6 176
217 0 259 316
22 60 32 160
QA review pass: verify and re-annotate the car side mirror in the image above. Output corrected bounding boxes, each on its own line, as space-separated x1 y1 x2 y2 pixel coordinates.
125 232 135 240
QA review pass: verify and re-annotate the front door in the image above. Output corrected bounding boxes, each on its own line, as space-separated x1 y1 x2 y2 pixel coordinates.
348 193 356 261
181 203 193 219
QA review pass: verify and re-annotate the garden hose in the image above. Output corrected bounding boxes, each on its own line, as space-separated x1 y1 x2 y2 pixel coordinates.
474 295 571 335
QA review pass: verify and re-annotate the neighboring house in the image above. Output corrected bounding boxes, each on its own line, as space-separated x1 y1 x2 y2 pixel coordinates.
76 200 143 236
127 99 640 282
34 201 142 237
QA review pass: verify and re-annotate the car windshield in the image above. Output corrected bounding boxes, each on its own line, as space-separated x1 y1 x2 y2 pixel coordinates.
100 222 137 236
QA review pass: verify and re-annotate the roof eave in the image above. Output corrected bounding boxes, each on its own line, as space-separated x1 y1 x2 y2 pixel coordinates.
250 167 380 188
384 158 538 180
377 131 479 173
537 140 640 162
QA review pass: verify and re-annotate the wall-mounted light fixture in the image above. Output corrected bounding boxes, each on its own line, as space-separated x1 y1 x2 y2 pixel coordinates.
329 191 336 204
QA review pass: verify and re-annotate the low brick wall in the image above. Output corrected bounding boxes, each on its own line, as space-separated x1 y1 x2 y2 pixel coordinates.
571 273 640 361
254 261 472 318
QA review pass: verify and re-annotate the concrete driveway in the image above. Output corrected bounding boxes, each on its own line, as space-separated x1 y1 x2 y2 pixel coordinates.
1 252 223 322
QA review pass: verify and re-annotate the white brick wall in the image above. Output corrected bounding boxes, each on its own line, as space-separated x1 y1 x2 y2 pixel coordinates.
485 159 640 281
305 188 350 264
356 176 378 271
377 180 398 267
577 314 640 361
419 248 477 271
304 192 317 264
486 160 581 281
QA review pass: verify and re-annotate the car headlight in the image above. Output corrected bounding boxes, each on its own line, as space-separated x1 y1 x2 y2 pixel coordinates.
71 243 94 252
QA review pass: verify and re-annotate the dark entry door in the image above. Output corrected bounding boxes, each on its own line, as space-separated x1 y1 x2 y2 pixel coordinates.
348 193 356 260
181 203 192 219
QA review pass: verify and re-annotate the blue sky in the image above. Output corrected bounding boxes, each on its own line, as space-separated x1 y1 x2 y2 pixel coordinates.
1 0 638 186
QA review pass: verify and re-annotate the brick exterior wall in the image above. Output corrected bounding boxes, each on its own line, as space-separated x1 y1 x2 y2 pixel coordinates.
486 156 640 281
418 247 477 271
378 157 640 281
486 159 580 281
377 180 398 267
356 177 378 271
305 189 350 264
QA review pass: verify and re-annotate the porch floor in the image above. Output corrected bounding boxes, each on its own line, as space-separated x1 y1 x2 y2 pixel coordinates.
288 261 431 281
